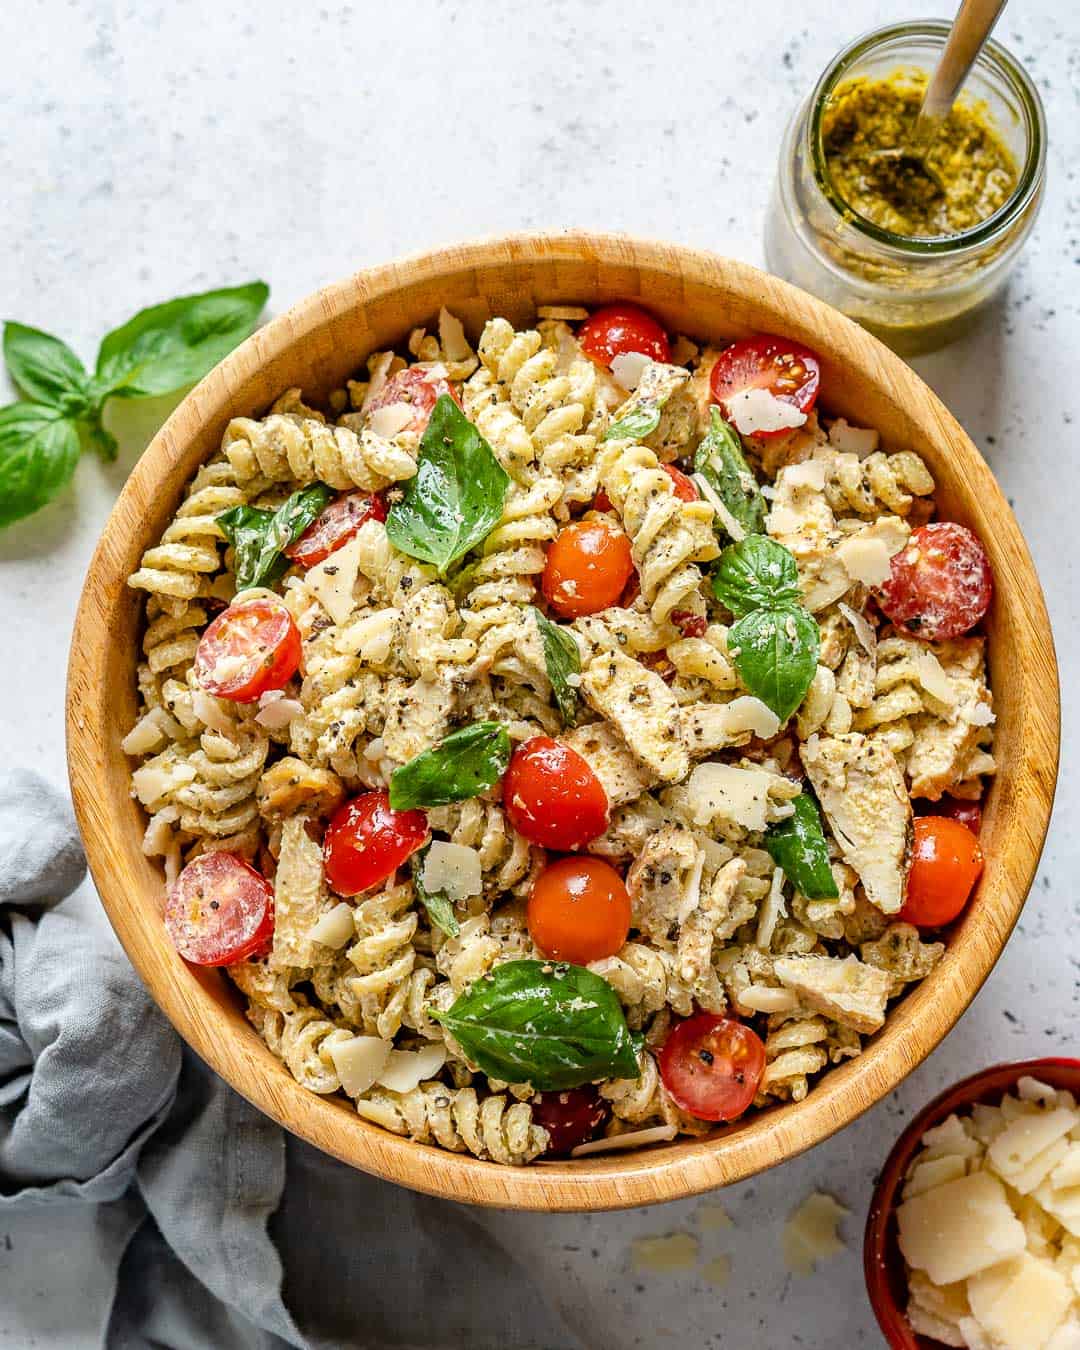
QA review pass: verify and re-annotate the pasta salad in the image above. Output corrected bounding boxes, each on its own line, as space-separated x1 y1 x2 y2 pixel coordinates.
125 301 996 1164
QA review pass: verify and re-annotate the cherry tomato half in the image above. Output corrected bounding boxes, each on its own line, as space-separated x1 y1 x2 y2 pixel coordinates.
659 1013 766 1122
877 522 992 642
533 1086 610 1155
594 463 697 515
528 856 631 965
193 596 301 703
579 302 670 369
323 790 428 896
285 491 387 568
940 795 983 835
165 852 274 966
899 815 983 928
365 366 463 437
542 520 635 619
503 737 609 851
709 336 821 436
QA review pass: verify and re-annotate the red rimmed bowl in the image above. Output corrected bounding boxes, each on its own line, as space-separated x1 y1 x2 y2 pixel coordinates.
865 1058 1080 1347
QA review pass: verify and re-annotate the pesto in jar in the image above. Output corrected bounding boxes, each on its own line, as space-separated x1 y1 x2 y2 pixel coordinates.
821 74 1018 237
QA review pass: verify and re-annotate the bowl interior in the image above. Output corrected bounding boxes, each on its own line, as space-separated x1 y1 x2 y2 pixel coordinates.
66 233 1059 1210
864 1058 1080 1348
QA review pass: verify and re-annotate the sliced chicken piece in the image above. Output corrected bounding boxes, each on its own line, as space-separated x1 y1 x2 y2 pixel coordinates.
563 721 657 807
257 756 344 822
800 731 912 915
773 954 892 1035
581 649 688 783
610 360 693 459
626 824 701 944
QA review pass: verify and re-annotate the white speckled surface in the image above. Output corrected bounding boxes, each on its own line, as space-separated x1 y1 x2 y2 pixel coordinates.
1 1 1078 1345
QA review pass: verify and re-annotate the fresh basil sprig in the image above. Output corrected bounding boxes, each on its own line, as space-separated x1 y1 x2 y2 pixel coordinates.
432 960 641 1091
695 407 767 538
389 721 512 811
0 281 269 528
411 845 461 938
217 483 334 591
532 607 581 727
714 535 820 722
386 394 509 576
712 534 801 616
764 793 840 900
606 404 661 441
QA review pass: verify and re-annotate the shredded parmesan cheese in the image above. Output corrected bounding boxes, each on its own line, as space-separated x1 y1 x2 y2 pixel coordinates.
630 1232 699 1274
837 534 893 587
327 1036 392 1098
725 387 807 437
368 403 414 439
783 1192 849 1276
307 902 355 949
376 1043 447 1094
610 351 651 391
305 533 364 626
421 841 482 903
571 1124 678 1156
827 418 879 458
685 761 776 831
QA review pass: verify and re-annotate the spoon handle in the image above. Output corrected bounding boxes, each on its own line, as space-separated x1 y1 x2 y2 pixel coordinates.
912 0 1008 147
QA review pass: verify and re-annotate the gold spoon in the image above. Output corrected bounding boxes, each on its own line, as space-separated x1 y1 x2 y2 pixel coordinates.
865 0 1008 200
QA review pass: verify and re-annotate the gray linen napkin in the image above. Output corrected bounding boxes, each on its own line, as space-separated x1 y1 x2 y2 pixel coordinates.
0 769 578 1350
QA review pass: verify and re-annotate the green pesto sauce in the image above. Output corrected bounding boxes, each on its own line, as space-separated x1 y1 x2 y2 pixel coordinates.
821 74 1019 238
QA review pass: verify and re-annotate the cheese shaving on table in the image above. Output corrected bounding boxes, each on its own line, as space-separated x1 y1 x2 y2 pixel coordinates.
782 1192 848 1275
630 1232 699 1274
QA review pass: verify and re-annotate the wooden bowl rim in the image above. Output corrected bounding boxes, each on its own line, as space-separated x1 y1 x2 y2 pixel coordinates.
66 231 1060 1211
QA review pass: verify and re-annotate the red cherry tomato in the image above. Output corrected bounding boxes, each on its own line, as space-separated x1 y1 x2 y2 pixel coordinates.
503 737 609 851
528 856 631 965
323 790 428 896
663 464 699 502
877 522 992 641
285 491 387 568
164 852 274 966
364 366 463 437
193 596 301 703
579 302 670 369
899 816 983 928
659 1013 766 1122
533 1086 610 1155
709 336 821 436
542 520 635 619
593 463 695 515
940 795 983 835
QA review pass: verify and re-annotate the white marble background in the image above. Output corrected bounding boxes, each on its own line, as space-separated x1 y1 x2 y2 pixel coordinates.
1 0 1078 1345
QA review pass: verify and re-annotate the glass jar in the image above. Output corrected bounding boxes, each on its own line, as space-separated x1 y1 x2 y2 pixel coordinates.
764 22 1046 355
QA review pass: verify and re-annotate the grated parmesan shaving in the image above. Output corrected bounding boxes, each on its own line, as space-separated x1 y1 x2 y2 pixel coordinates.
571 1124 678 1156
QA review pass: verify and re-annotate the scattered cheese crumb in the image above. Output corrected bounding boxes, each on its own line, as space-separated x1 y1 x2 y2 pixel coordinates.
701 1255 732 1287
631 1233 699 1275
828 418 879 458
610 351 651 390
422 841 482 903
782 1192 849 1276
837 534 893 587
368 402 414 438
696 1204 734 1232
724 387 807 437
307 902 355 950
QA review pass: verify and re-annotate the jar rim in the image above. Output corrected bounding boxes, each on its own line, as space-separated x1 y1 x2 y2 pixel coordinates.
808 20 1047 256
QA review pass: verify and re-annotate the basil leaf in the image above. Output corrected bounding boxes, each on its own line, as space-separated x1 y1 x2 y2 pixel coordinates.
0 403 81 527
712 534 801 617
217 483 333 591
728 604 819 723
432 959 640 1091
695 407 767 537
411 846 460 938
606 404 661 441
3 323 91 415
386 395 509 575
765 794 840 900
532 607 580 727
389 721 511 811
94 281 269 400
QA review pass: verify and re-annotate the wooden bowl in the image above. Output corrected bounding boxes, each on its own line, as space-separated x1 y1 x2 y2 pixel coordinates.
865 1059 1080 1347
66 232 1059 1211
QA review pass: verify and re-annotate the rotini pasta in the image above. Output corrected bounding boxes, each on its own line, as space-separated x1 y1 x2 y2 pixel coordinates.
126 301 993 1165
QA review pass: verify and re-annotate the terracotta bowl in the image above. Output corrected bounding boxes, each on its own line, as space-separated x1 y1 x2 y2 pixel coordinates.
66 232 1059 1211
865 1058 1080 1347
